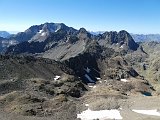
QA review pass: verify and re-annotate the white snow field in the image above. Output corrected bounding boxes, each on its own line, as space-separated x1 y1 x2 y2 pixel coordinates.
77 108 122 120
132 109 160 116
54 75 60 80
120 79 128 82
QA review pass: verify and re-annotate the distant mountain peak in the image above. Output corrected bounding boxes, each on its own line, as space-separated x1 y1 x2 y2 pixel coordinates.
79 28 87 33
118 30 139 50
97 30 139 51
9 22 76 43
0 31 11 38
77 28 92 40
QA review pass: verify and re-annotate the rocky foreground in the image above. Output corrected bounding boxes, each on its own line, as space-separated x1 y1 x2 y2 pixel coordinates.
0 51 160 120
0 78 160 120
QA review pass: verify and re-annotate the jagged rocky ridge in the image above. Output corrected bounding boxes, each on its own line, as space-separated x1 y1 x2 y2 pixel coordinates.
6 23 139 58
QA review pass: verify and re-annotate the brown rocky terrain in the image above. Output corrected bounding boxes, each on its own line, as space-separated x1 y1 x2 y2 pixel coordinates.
0 55 88 119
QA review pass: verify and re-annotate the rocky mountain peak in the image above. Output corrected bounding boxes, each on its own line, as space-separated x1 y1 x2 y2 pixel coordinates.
77 28 92 40
8 23 74 43
0 31 11 38
117 30 133 43
42 23 67 32
98 30 139 51
117 30 139 50
79 28 87 33
102 31 118 44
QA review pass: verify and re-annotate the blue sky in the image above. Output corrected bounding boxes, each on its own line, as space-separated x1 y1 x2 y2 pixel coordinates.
0 0 160 34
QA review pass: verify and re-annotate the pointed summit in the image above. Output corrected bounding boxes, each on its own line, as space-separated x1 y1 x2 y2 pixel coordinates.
117 30 139 50
99 30 139 51
79 28 87 33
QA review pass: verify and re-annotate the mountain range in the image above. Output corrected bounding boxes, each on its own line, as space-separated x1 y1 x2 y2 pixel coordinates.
1 26 160 55
0 22 160 120
5 23 139 56
5 23 141 84
131 34 160 42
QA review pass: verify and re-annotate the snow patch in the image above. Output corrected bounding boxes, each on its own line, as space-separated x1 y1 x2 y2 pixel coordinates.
38 30 43 33
77 108 122 120
55 28 60 32
96 77 101 80
88 85 96 88
85 104 89 107
120 45 124 48
132 109 160 116
38 29 46 36
85 74 94 83
99 80 102 83
41 32 46 36
84 67 91 73
120 79 128 82
54 75 60 81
